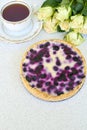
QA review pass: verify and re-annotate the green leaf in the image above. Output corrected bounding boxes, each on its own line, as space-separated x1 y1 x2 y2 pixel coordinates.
55 0 62 3
82 2 87 16
75 3 84 12
71 2 84 15
57 25 65 32
76 0 84 3
41 0 60 7
84 0 87 2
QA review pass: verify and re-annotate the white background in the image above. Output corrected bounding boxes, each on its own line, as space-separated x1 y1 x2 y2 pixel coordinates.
0 0 87 130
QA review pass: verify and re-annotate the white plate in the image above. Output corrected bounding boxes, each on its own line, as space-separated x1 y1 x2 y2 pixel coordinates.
0 0 42 43
0 16 42 43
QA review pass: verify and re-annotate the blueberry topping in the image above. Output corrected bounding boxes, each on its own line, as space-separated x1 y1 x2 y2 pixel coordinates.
45 51 50 57
65 66 70 70
53 51 56 54
54 90 64 95
42 88 46 91
79 69 82 73
73 57 79 61
70 76 75 80
29 68 34 73
76 81 81 85
26 76 31 82
47 86 54 93
64 47 72 55
68 72 74 79
30 55 42 63
46 59 50 63
71 67 78 74
66 87 73 91
26 56 29 59
32 76 37 81
30 49 49 63
66 55 71 59
40 49 47 56
30 49 37 54
54 80 58 86
61 43 65 47
35 56 42 62
40 44 44 48
22 63 27 66
46 82 51 86
45 42 50 47
54 77 58 82
60 83 65 87
72 52 77 55
40 42 50 48
31 84 35 88
61 45 68 49
47 87 51 93
50 85 54 89
39 64 44 69
37 83 42 88
68 82 74 86
77 60 82 65
78 75 85 79
56 57 61 66
23 68 27 72
53 66 58 71
35 65 43 73
53 45 59 51
58 73 67 81
30 49 34 53
40 73 47 78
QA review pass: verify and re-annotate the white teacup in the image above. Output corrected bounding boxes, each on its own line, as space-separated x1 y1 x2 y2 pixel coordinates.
0 1 33 36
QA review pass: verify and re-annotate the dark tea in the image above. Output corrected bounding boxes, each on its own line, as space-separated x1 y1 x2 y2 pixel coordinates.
2 3 29 22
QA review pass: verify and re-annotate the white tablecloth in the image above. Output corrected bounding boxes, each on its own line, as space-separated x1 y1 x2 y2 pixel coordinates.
0 0 87 130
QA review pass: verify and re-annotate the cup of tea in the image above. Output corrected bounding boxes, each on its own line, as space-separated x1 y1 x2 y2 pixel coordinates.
0 1 33 36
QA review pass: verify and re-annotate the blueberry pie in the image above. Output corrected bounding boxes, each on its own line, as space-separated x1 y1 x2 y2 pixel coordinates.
20 40 86 101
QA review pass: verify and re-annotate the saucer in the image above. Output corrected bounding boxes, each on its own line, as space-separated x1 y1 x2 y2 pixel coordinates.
0 16 42 43
0 0 42 43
